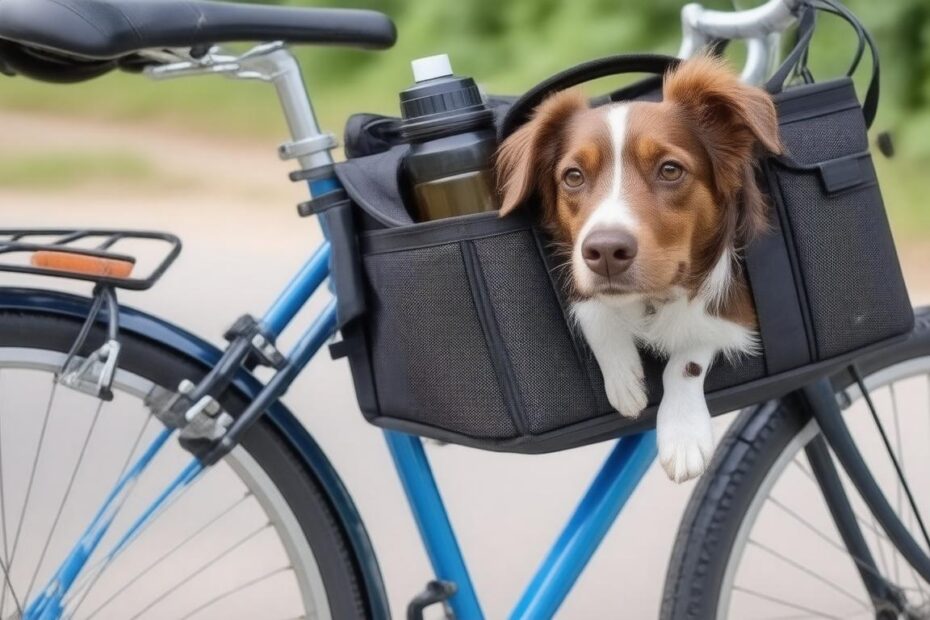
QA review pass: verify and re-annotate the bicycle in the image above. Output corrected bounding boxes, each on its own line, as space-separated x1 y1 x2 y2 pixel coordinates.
0 0 928 618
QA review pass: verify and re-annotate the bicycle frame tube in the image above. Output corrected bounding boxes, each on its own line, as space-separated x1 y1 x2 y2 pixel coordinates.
222 43 662 617
384 431 484 619
511 431 657 619
383 428 657 619
262 240 331 336
36 42 668 620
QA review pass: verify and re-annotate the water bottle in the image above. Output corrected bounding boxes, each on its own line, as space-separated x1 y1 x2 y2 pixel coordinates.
399 54 498 221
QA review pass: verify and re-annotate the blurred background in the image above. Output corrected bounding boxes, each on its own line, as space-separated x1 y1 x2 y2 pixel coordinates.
1 0 929 617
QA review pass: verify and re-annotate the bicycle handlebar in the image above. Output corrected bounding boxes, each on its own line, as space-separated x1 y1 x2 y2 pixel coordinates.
678 0 802 84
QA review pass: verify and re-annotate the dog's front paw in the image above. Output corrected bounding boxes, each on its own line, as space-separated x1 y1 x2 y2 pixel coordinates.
657 400 714 483
604 369 647 419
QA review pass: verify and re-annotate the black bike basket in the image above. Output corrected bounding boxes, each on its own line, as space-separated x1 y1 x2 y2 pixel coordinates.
321 2 913 453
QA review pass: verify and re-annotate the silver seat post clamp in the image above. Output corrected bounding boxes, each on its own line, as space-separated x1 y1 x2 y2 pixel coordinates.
278 133 337 162
145 41 338 176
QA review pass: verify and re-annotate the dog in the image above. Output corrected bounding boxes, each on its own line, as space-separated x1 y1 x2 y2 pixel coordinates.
495 55 781 482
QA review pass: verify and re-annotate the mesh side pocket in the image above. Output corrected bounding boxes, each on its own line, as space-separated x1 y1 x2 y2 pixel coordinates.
779 106 868 162
473 231 601 433
363 243 517 439
773 96 913 359
775 167 912 358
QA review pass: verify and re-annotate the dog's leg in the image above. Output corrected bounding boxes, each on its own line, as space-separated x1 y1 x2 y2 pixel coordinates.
657 347 716 483
573 300 646 418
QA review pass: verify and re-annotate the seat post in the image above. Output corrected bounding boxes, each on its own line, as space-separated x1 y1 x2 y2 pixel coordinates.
147 42 338 180
237 46 337 175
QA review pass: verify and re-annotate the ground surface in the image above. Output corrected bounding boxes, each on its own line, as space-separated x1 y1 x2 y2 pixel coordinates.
1 111 928 618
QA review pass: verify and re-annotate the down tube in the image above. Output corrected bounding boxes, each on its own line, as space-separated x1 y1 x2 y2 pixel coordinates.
384 431 484 620
511 431 657 619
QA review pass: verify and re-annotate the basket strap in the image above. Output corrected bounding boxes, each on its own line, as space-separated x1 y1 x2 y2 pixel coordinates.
766 1 880 129
817 0 880 129
764 6 817 94
498 54 680 138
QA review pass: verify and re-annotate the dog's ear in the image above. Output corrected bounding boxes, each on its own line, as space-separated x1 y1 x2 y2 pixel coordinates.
664 54 780 239
495 89 588 216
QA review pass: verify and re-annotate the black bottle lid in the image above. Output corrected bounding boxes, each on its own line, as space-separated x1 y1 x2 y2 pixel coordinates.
399 54 494 141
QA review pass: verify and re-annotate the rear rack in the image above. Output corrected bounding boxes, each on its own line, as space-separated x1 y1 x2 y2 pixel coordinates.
0 229 181 290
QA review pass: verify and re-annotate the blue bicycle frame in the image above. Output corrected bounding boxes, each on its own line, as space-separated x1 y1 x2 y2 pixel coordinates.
24 175 656 620
244 180 658 619
261 176 658 619
23 48 658 620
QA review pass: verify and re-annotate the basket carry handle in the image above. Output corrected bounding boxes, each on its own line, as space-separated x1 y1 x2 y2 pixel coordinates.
766 1 880 128
502 1 879 135
498 53 680 139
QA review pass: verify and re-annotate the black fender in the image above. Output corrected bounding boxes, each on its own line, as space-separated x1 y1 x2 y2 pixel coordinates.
0 287 390 619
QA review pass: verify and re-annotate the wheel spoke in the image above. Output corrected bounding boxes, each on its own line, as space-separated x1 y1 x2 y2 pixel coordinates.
22 398 106 604
889 383 930 602
126 523 272 620
747 538 870 610
731 585 846 619
3 378 58 614
870 515 891 588
54 413 156 618
176 565 290 620
0 554 21 619
790 460 892 545
855 370 930 553
81 491 253 619
888 385 904 586
27 427 176 619
0 342 328 620
0 369 13 616
765 494 899 595
65 457 202 618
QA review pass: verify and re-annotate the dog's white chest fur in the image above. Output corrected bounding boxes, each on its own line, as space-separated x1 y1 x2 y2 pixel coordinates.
572 283 756 482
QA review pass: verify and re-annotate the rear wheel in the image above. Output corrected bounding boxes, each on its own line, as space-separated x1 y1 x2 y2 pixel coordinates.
662 353 930 619
0 310 368 620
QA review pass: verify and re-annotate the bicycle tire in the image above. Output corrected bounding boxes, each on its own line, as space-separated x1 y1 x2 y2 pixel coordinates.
0 308 369 619
661 337 930 619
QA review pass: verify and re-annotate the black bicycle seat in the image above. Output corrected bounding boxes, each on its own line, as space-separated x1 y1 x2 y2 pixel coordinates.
0 0 397 60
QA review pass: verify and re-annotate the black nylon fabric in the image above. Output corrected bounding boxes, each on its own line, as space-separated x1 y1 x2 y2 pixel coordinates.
473 232 600 433
363 241 518 439
350 210 772 448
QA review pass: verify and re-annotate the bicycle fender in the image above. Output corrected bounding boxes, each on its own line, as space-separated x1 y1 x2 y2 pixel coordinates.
0 286 390 620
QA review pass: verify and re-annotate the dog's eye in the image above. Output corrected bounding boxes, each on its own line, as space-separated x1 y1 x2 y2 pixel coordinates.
562 168 585 188
658 161 684 182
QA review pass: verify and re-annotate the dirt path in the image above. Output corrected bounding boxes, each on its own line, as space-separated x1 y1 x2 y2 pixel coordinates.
0 110 303 204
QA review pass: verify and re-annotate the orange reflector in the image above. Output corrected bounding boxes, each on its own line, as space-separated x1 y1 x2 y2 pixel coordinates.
31 251 135 279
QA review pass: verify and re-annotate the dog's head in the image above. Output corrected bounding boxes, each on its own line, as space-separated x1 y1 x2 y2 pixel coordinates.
496 55 781 303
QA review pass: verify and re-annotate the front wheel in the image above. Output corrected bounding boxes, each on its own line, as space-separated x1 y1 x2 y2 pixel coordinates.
0 310 369 620
663 343 930 619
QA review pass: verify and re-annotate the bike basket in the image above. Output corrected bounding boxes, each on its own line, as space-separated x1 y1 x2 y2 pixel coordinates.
321 3 913 453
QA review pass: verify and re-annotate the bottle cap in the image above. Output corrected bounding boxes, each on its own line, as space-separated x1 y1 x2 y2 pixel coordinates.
399 53 493 141
411 54 453 82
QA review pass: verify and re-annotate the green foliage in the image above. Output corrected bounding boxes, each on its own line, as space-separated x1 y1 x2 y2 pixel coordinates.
2 0 926 140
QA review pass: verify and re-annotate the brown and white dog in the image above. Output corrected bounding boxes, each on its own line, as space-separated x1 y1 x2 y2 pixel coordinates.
495 55 781 482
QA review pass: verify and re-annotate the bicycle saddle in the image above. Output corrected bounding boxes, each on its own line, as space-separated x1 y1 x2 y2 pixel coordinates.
0 0 397 60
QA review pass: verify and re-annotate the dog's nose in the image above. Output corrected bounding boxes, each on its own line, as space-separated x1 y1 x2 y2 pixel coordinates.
581 228 638 277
